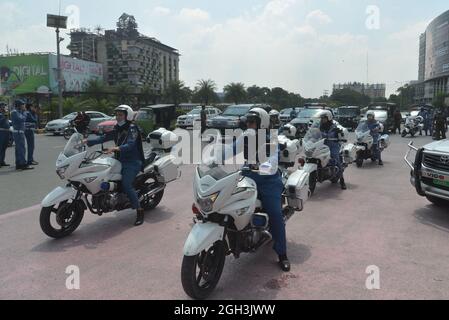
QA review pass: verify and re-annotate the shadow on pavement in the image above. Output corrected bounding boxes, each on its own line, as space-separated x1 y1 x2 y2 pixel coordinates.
309 182 359 202
414 205 449 234
210 241 312 300
31 207 175 253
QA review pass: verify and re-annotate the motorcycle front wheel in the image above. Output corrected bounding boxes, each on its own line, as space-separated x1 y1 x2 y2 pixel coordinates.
181 240 226 300
40 201 85 239
401 130 407 138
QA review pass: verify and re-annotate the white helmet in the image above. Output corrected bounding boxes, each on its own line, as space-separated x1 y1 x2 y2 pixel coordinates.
366 110 376 119
115 105 135 121
246 107 270 129
280 124 297 138
319 110 333 121
269 110 280 117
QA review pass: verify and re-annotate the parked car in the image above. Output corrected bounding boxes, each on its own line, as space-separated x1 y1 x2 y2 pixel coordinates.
290 106 334 138
207 104 270 131
336 106 362 131
97 119 117 135
405 139 449 207
177 107 221 129
45 111 112 135
280 107 303 124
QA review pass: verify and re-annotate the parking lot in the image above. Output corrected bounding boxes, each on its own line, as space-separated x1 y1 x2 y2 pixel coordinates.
0 132 449 300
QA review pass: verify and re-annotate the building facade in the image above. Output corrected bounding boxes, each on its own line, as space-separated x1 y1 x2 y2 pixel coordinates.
67 23 180 94
333 82 386 99
415 10 449 103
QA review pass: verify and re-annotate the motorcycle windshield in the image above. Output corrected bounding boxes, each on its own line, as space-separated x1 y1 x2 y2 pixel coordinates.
355 122 371 141
199 143 241 180
303 126 323 154
63 133 84 157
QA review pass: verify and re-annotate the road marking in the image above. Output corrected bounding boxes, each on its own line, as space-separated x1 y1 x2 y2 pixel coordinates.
0 204 41 221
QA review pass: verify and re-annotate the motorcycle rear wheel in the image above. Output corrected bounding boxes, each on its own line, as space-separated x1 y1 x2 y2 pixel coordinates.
181 241 226 300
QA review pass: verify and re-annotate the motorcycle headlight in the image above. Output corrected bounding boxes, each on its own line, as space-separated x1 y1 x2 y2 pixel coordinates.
56 165 70 179
196 192 220 213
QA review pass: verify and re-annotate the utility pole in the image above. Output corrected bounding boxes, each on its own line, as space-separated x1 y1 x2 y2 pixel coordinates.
47 14 67 118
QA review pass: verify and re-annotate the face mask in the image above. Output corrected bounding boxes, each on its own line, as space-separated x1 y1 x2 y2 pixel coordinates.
117 120 126 127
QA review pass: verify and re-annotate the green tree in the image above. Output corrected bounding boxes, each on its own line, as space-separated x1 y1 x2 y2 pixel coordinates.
433 92 449 109
84 79 108 102
396 84 415 109
164 80 187 107
224 82 247 104
114 82 132 105
140 85 158 106
194 79 218 106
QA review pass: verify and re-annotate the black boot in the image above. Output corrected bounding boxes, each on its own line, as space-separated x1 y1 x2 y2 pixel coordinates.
378 160 384 166
134 208 145 226
340 178 347 190
278 255 291 272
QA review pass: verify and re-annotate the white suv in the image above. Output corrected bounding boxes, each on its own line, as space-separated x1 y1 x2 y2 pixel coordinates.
406 139 449 207
177 107 221 129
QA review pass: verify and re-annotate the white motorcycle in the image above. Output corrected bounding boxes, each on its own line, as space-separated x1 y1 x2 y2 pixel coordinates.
40 128 180 239
351 121 390 168
297 125 351 196
402 116 424 138
181 144 309 300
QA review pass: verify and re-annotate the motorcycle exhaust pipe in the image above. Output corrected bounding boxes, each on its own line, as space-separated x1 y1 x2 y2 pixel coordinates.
139 184 165 201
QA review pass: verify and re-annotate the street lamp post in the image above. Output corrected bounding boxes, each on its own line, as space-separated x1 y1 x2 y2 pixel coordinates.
47 14 67 118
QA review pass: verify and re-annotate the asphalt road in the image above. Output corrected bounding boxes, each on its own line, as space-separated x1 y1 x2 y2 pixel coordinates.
0 132 448 300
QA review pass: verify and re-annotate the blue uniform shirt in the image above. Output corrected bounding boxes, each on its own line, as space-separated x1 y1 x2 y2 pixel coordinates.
11 109 26 131
25 111 38 130
0 111 10 130
87 123 144 164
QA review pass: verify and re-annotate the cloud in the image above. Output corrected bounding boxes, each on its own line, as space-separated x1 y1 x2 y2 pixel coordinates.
177 8 210 23
152 6 171 17
306 10 333 25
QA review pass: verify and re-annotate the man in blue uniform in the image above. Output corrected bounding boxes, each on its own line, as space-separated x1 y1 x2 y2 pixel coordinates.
11 100 33 171
366 111 384 166
227 108 291 272
25 102 39 166
83 105 146 226
318 110 347 190
0 102 10 167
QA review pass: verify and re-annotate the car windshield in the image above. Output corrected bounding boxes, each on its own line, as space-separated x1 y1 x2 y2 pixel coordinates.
62 113 77 120
338 108 360 116
135 110 154 121
281 109 293 115
189 109 201 115
223 106 251 116
298 109 323 118
63 133 84 157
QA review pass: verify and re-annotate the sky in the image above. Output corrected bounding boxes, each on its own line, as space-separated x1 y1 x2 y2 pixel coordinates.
0 0 448 98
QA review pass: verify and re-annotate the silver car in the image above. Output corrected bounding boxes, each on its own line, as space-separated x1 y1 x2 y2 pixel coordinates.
45 111 112 135
177 107 221 129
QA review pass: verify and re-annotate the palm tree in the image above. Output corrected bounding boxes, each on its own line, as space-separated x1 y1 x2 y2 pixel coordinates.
224 82 246 105
165 80 186 107
195 79 217 106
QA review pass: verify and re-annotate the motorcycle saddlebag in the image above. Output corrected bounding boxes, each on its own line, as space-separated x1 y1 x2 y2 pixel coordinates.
153 155 180 183
285 170 310 211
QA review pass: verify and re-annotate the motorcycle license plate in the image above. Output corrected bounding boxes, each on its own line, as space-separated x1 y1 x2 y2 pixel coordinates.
433 179 449 188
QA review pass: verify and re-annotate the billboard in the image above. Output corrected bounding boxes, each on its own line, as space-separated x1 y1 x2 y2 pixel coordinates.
49 54 103 93
0 54 50 95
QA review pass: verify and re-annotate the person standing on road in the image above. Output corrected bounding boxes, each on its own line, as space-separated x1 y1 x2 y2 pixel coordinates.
433 109 447 140
82 112 91 136
393 109 402 134
0 102 11 167
200 105 207 134
25 102 39 166
418 107 429 136
11 100 33 171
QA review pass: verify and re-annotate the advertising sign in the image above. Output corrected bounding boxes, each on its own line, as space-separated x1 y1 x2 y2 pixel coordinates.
0 54 50 95
49 54 103 93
